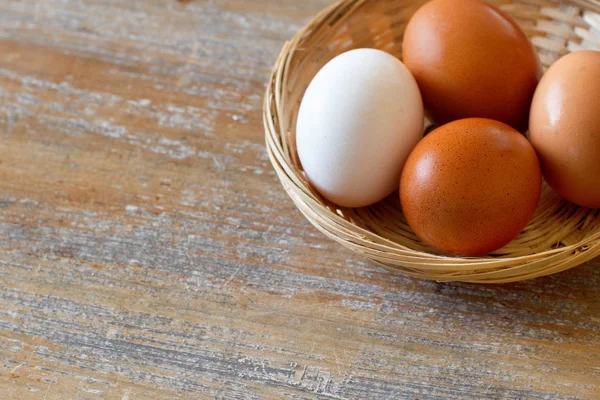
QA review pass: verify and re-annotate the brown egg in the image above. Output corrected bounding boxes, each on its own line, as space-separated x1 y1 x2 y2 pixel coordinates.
400 118 542 257
402 0 542 131
529 51 600 208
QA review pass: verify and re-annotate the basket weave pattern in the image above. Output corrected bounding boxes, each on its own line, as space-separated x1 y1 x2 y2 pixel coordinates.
264 0 600 283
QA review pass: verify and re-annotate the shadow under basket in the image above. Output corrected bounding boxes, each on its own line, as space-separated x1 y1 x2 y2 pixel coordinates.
263 0 600 283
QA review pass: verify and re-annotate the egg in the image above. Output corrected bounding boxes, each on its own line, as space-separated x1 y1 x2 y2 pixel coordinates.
400 118 542 256
402 0 542 131
529 50 600 208
296 49 424 208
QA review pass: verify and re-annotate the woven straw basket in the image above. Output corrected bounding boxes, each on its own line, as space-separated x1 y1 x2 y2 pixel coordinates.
264 0 600 283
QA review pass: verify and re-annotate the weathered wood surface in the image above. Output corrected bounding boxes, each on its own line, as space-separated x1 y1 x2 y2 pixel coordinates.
0 0 599 399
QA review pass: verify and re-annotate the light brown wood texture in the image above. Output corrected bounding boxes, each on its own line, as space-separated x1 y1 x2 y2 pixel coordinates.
0 1 599 399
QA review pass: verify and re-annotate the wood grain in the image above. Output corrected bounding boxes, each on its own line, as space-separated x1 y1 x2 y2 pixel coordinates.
0 0 599 399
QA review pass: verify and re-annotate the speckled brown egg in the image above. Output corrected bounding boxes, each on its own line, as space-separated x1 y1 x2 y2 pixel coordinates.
400 118 542 257
402 0 542 131
529 50 600 208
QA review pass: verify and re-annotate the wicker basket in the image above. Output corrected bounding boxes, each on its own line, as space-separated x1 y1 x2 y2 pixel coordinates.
264 0 600 283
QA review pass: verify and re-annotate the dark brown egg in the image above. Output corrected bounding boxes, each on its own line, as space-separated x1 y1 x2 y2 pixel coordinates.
529 50 600 208
400 118 542 257
402 0 542 131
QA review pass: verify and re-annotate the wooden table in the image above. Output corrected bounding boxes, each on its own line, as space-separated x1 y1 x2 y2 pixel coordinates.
1 1 599 399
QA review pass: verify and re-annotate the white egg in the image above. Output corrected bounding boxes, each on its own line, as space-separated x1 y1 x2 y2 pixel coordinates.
296 48 424 208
